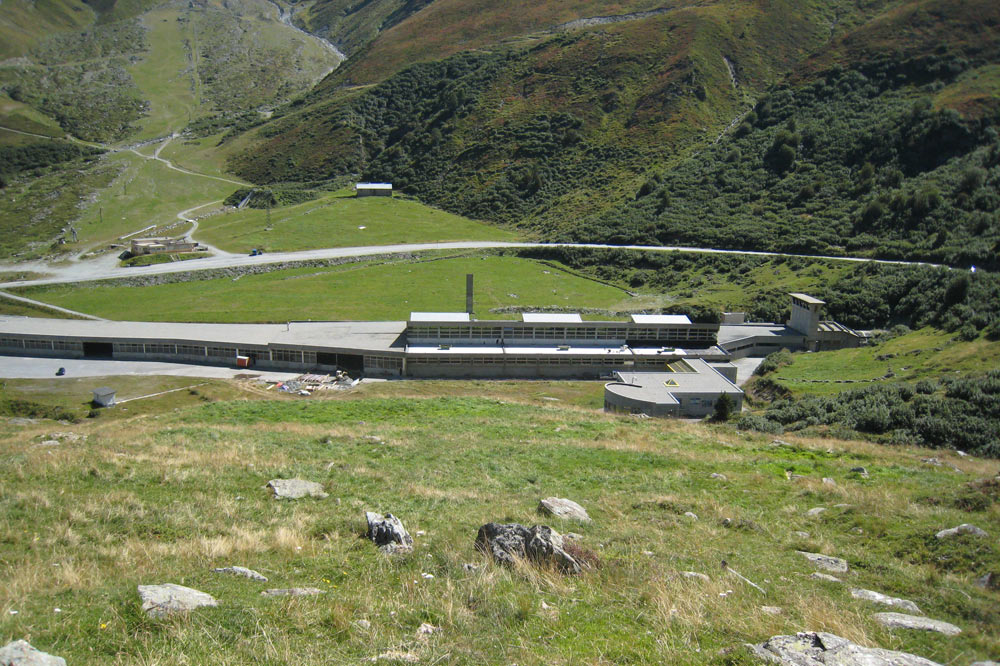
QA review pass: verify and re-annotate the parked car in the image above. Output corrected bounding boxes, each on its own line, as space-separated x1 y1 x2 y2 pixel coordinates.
56 367 66 376
249 248 263 256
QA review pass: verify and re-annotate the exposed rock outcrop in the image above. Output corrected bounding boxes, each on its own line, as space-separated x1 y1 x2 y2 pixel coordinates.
138 583 218 618
797 551 848 573
366 511 413 554
850 588 921 614
874 612 961 636
538 497 591 522
267 478 328 499
0 640 66 666
475 523 581 574
749 631 941 665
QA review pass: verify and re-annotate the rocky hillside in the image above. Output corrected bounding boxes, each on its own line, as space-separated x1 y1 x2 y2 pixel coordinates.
0 385 997 664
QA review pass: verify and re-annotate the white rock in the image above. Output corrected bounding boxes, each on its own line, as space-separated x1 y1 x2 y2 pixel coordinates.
850 588 921 614
750 631 943 666
684 511 698 521
710 473 728 481
792 531 810 539
760 606 783 615
355 619 372 630
874 612 961 636
138 583 218 618
806 507 827 517
267 478 328 500
0 640 66 666
822 477 836 486
538 497 591 522
797 551 848 573
935 523 987 539
213 566 268 582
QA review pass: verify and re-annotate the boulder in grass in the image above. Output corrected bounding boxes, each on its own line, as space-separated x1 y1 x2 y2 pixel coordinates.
935 523 987 539
475 523 581 574
365 511 413 554
850 588 921 614
538 497 591 522
749 631 942 666
213 566 268 582
796 550 848 573
138 583 218 618
0 640 67 666
267 478 328 500
874 612 961 636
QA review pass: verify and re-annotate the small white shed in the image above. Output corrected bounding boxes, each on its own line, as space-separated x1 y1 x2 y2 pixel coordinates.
92 387 116 407
355 182 393 197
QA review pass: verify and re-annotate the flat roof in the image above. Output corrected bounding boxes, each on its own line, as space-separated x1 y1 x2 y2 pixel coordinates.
355 182 393 189
607 358 743 402
0 317 407 354
630 314 692 325
409 312 471 323
789 293 824 305
522 313 583 323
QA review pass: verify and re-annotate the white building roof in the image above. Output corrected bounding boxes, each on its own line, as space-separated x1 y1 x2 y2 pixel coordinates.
409 312 471 323
630 314 692 325
355 182 393 190
789 293 824 305
521 313 583 323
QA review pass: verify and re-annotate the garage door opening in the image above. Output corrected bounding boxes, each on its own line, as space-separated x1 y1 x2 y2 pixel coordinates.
316 352 364 374
83 341 114 358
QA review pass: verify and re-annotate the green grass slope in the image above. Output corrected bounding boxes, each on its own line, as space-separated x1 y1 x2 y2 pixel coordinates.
0 391 997 663
0 0 96 59
195 190 517 253
12 254 633 322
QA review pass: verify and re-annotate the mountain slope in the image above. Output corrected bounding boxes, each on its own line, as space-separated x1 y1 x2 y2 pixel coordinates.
227 0 999 267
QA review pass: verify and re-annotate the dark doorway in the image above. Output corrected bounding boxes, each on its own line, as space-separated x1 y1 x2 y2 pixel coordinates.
316 352 363 374
83 341 113 358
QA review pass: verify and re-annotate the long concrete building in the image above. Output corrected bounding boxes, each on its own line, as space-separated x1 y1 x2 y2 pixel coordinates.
0 294 861 381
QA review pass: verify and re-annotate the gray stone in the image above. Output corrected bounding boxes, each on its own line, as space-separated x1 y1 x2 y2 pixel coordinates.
538 497 591 522
267 478 328 500
684 511 699 521
760 606 783 615
475 523 582 574
710 473 728 481
974 572 998 590
809 573 842 583
38 440 61 447
138 583 218 618
749 631 942 666
680 571 710 582
850 588 921 614
935 523 987 539
797 551 848 573
822 477 836 486
806 507 827 517
970 662 999 666
792 531 810 539
874 612 961 636
355 619 372 630
213 566 268 582
261 587 324 597
850 467 869 477
366 511 413 554
0 640 66 666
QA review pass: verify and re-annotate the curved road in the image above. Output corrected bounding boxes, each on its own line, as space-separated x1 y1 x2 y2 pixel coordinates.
0 241 944 289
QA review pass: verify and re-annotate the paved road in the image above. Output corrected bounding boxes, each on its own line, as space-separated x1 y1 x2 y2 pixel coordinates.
0 241 945 289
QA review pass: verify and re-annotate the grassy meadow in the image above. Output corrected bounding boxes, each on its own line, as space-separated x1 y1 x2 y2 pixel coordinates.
0 383 997 664
13 254 634 322
195 191 519 253
770 329 1000 397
